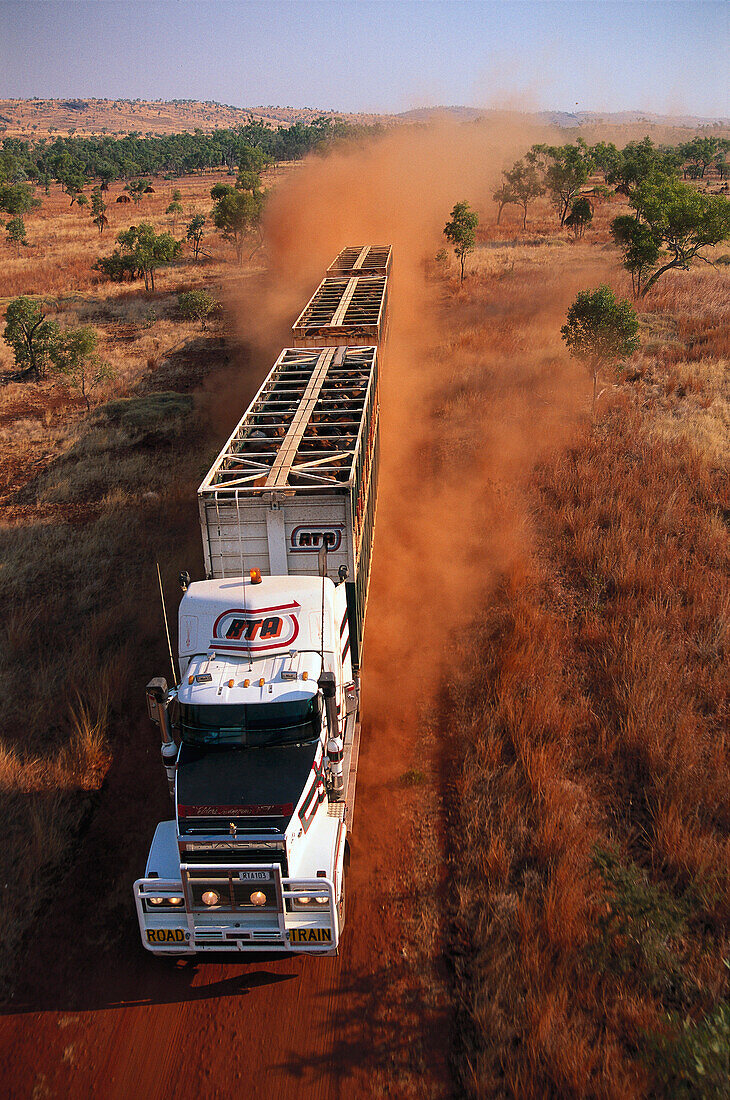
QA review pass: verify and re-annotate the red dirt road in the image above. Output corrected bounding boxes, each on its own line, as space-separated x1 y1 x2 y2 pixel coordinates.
0 707 415 1100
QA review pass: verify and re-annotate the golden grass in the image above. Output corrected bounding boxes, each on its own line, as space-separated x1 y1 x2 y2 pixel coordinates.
426 249 730 1095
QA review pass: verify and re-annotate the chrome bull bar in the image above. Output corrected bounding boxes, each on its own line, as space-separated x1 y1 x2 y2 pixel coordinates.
135 863 339 953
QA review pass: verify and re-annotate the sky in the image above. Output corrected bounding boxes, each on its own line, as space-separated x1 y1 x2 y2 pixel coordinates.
0 0 728 119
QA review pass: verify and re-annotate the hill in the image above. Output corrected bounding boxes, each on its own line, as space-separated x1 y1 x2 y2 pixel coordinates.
0 97 392 138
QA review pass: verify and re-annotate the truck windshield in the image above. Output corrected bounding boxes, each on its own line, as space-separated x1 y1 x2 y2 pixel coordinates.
179 696 322 747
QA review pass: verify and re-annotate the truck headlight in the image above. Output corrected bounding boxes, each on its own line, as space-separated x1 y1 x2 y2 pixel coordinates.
297 895 311 906
202 890 220 906
168 897 184 906
250 891 267 906
314 896 328 905
148 897 164 906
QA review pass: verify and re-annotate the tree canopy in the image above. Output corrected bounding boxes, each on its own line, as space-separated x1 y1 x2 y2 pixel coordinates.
50 325 114 409
561 285 639 408
96 222 181 289
211 186 265 263
532 140 593 225
493 158 544 228
444 200 479 283
3 296 61 379
612 176 730 296
0 117 382 191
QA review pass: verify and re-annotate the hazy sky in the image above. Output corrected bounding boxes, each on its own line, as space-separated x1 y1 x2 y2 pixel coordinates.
1 1 728 118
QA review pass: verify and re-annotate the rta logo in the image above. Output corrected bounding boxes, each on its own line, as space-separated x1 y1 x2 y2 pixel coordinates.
225 616 282 642
211 603 300 652
291 525 344 553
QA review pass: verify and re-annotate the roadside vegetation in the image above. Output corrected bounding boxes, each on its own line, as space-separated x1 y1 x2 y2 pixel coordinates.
406 135 729 1099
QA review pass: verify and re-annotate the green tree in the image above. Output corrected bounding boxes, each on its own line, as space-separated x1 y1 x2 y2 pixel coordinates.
494 157 544 228
565 196 593 239
615 176 730 296
237 144 269 177
60 168 86 206
443 200 479 284
178 289 218 329
210 180 233 201
0 182 41 217
3 296 60 379
212 188 265 263
90 186 108 234
100 223 181 290
186 213 205 259
76 194 89 210
493 181 516 226
6 215 27 255
166 188 183 234
610 216 661 297
561 285 639 411
50 326 114 410
680 136 720 179
715 157 730 181
605 137 681 196
533 141 593 225
125 179 151 204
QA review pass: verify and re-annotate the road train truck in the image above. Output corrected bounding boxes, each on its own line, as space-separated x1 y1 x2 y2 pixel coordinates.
135 343 379 955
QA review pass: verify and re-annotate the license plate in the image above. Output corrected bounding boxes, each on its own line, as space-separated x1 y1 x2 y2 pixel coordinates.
146 928 189 945
289 927 333 944
238 871 271 881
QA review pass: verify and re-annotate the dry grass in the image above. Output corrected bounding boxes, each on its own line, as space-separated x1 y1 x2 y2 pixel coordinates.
425 232 730 1096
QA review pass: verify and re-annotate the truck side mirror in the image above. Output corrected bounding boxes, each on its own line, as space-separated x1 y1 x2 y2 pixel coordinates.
145 677 168 725
344 681 358 716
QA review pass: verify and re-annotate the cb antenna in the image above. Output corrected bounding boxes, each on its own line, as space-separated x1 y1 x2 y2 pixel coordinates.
156 561 178 685
318 538 328 672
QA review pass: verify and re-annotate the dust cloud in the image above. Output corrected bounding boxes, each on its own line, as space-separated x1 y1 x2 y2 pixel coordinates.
229 117 613 752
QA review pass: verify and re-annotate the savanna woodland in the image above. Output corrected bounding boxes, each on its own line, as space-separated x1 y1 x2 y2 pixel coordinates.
1 111 729 1099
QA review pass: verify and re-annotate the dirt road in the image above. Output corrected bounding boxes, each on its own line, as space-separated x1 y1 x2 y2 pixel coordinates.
0 696 416 1100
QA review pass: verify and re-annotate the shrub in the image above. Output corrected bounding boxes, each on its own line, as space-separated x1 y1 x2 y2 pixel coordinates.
94 392 193 443
178 289 218 328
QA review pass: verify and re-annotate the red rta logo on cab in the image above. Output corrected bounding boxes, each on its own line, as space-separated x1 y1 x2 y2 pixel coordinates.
210 603 300 652
225 616 282 641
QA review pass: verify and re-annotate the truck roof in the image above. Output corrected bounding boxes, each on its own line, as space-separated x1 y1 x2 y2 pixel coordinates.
198 345 378 498
179 574 340 661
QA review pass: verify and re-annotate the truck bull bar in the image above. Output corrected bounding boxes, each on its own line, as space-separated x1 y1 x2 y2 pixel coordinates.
134 864 339 955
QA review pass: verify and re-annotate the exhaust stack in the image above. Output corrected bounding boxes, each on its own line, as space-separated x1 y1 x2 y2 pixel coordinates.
319 672 343 798
146 677 177 799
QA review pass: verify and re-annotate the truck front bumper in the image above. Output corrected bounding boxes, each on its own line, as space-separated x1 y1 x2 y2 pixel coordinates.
134 868 339 956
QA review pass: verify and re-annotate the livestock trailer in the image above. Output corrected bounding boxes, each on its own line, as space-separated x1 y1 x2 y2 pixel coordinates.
292 276 388 349
326 245 392 278
198 345 379 672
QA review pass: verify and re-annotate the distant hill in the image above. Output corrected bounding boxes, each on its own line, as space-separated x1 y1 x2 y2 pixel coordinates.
399 105 730 130
0 98 392 138
0 97 727 141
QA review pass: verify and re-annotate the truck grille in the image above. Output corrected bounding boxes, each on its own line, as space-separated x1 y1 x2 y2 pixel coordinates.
181 846 288 875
